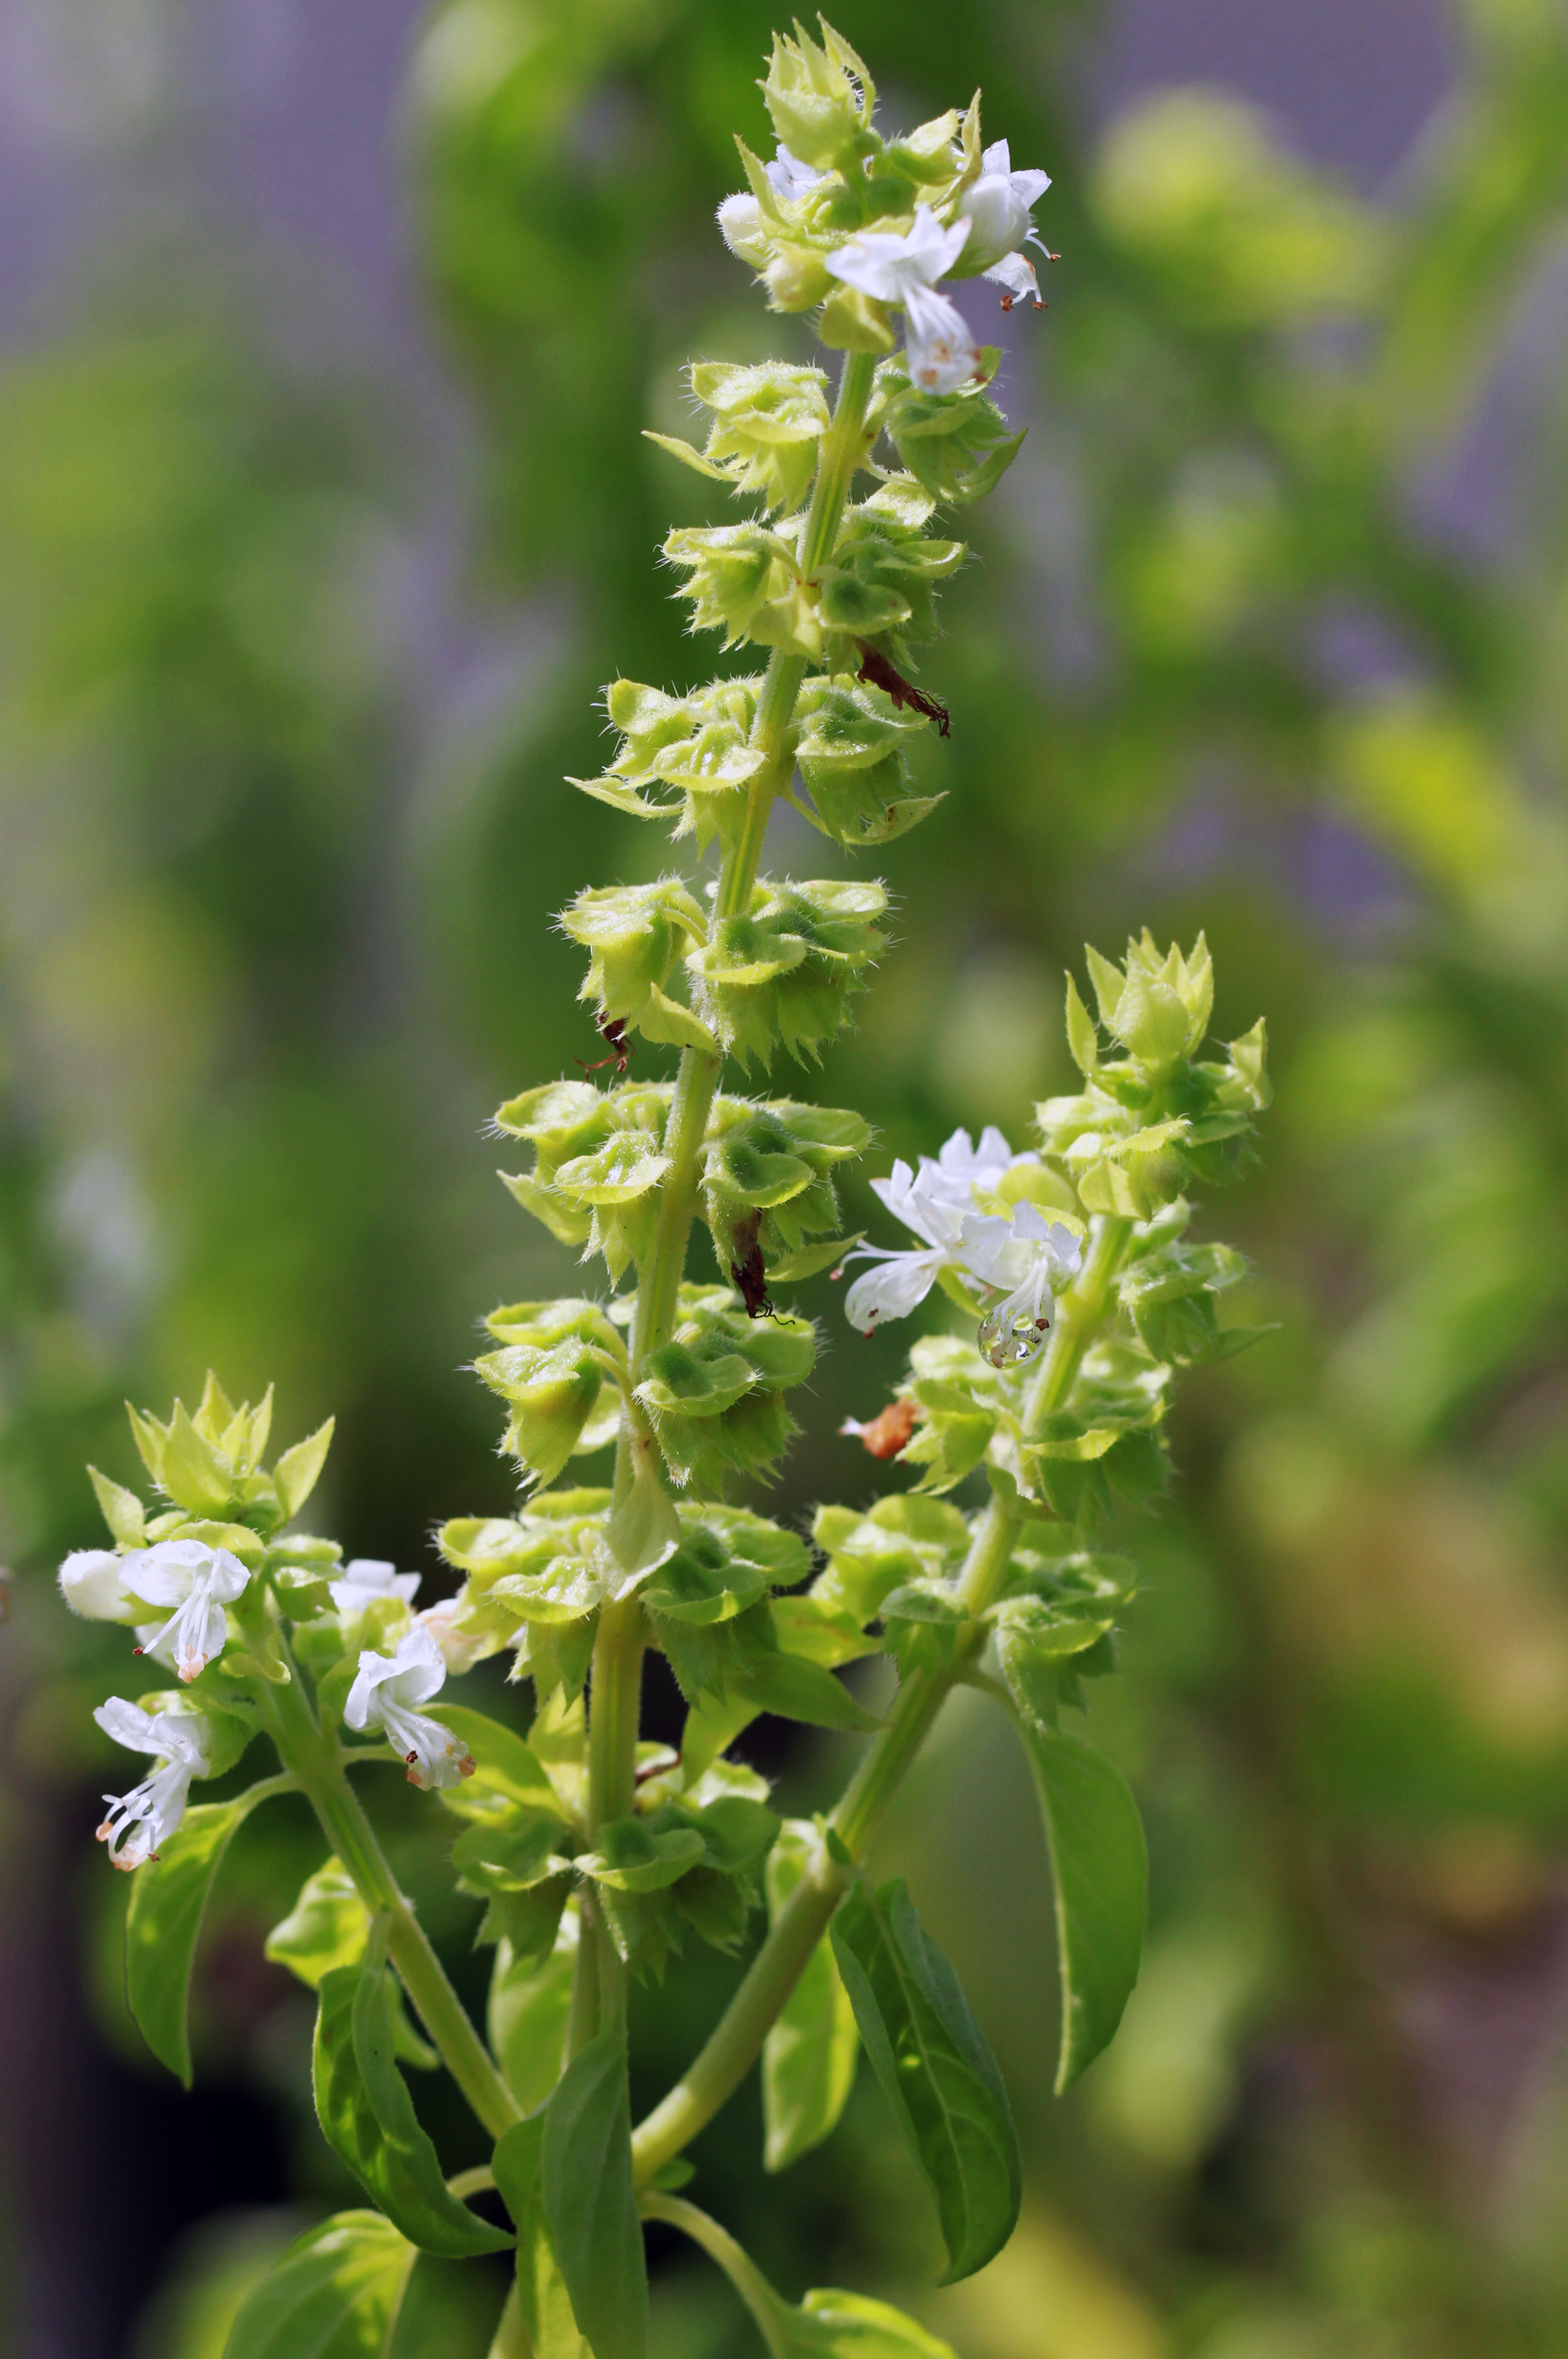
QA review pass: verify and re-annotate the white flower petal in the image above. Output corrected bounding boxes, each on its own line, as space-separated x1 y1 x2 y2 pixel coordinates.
975 1126 1019 1171
1008 1202 1084 1279
122 1538 215 1607
378 1699 476 1792
415 1599 496 1676
97 1757 196 1869
94 1696 163 1754
766 146 822 199
329 1560 422 1615
827 206 972 305
345 1624 451 1739
903 285 981 392
982 250 1042 309
952 1211 1023 1284
92 1702 210 1867
843 1248 947 1333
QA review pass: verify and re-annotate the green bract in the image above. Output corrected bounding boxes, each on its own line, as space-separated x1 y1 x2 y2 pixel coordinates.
867 357 1026 506
647 361 831 514
688 877 888 1066
759 19 876 172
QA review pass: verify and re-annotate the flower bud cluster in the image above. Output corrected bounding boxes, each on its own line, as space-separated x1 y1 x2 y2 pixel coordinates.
714 23 1055 391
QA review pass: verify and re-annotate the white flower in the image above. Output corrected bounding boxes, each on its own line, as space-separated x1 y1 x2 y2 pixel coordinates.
414 1596 501 1677
329 1558 421 1617
843 1147 1015 1334
980 249 1045 312
827 205 982 393
979 1201 1084 1340
766 146 824 200
58 1548 142 1624
842 1126 1082 1342
907 1124 1038 1214
124 1539 251 1684
343 1625 475 1790
958 139 1052 277
94 1698 211 1870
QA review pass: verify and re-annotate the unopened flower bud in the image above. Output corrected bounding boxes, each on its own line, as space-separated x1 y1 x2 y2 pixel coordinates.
717 193 771 269
59 1548 141 1624
763 243 834 312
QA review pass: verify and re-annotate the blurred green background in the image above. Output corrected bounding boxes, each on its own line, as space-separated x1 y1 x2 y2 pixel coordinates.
8 0 1568 2353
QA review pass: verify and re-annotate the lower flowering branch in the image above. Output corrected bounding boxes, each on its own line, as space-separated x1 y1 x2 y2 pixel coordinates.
631 1213 1139 2185
255 1626 522 2143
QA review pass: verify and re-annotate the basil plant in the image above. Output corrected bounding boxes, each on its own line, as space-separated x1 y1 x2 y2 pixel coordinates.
57 24 1269 2358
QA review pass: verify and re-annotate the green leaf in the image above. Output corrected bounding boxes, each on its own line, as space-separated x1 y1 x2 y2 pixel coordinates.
489 1923 576 2112
1016 1724 1148 2092
542 2029 648 2359
221 2209 416 2359
763 1823 859 2171
125 1785 282 2085
265 1856 370 1989
830 1879 1020 2282
312 1962 513 2257
789 2288 959 2355
493 2116 589 2359
274 1417 335 1519
451 1810 570 1896
577 1815 707 1893
431 1706 568 1823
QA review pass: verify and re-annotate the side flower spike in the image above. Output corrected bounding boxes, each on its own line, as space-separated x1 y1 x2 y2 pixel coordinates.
343 1624 476 1790
329 1558 421 1616
94 1699 211 1869
826 205 982 392
124 1539 252 1683
957 139 1055 312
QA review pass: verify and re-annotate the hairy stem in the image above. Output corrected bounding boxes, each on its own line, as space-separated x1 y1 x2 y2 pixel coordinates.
592 347 878 2088
576 1594 648 2040
629 1212 1138 2182
621 343 878 1399
258 1631 522 2142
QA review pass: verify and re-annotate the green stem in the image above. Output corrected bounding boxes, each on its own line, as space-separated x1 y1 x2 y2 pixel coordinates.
629 1211 1138 2183
575 1594 647 2041
485 2285 533 2359
257 1633 522 2142
638 2193 790 2359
